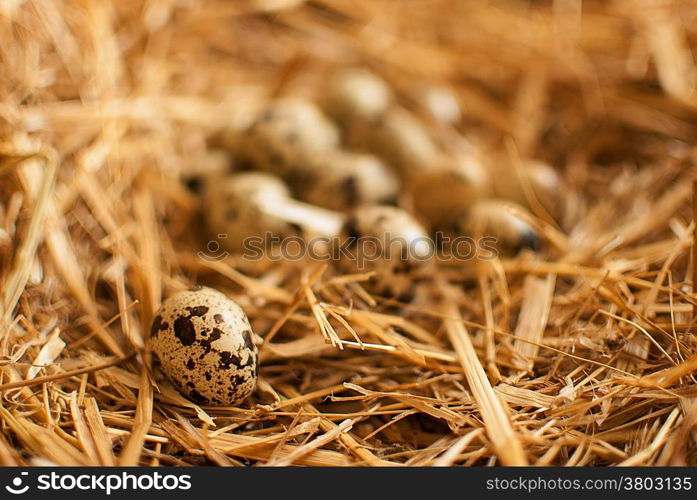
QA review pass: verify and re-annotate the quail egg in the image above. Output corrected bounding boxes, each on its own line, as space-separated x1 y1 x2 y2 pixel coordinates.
149 286 258 406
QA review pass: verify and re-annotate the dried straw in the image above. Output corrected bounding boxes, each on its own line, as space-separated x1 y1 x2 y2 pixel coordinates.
0 0 696 466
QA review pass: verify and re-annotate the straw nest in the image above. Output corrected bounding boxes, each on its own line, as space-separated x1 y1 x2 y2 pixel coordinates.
1 0 697 467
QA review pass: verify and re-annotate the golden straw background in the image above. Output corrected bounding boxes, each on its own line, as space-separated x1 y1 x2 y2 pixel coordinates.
1 0 697 466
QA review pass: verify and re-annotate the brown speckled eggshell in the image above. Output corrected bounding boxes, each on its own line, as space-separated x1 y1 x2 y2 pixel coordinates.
338 205 433 299
149 286 258 406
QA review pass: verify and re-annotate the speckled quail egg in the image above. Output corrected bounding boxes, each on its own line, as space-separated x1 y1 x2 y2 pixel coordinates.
288 150 399 211
418 84 461 124
410 153 491 226
337 205 433 298
235 98 340 175
492 159 566 219
453 199 540 253
325 68 393 121
203 172 343 251
359 108 440 175
203 172 298 250
149 286 258 406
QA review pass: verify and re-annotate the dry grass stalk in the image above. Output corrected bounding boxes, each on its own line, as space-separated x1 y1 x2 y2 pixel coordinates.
512 275 556 372
442 296 528 466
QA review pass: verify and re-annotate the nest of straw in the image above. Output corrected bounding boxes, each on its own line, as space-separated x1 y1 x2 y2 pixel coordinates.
1 0 697 467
